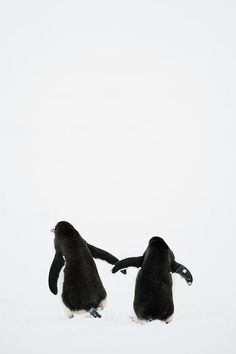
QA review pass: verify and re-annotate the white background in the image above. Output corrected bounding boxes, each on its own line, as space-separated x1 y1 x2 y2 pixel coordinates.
0 1 235 353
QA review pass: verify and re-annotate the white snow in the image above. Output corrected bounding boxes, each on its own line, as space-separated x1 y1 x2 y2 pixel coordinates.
0 1 236 353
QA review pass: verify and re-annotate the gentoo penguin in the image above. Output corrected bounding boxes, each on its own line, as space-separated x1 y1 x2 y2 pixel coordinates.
112 237 193 323
48 221 125 319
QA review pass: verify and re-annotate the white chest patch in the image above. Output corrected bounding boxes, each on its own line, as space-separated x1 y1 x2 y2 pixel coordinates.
57 265 65 298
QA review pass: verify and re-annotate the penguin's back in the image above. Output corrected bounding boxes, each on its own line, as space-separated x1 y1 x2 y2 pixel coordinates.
133 247 174 321
56 234 106 311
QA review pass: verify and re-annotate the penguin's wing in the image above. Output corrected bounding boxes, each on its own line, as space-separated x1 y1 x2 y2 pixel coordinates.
169 250 193 285
86 243 120 264
86 243 127 274
48 251 65 295
112 256 144 273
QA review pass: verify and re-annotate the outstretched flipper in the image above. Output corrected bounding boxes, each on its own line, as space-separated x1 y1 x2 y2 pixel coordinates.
89 308 101 318
169 250 193 285
48 251 65 294
174 265 193 285
87 243 126 274
112 256 144 273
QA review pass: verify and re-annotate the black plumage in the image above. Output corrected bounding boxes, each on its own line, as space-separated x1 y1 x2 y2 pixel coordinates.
112 236 193 323
49 221 124 317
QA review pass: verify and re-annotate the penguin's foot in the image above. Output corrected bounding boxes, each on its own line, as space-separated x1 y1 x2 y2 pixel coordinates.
89 308 101 318
175 265 193 285
68 313 74 319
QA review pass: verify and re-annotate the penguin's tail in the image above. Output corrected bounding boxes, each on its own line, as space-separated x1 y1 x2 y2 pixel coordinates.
89 308 101 318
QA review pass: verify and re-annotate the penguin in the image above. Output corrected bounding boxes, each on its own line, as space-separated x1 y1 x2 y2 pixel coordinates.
112 236 193 323
48 221 125 319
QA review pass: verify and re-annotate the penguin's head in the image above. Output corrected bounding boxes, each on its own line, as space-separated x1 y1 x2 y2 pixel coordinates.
149 236 169 249
51 221 75 235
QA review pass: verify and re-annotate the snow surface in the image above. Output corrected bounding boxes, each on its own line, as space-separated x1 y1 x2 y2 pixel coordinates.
0 1 236 353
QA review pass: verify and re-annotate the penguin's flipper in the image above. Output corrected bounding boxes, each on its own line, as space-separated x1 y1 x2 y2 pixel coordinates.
175 265 193 285
169 250 193 285
86 243 126 274
112 256 144 274
87 243 118 264
48 252 65 294
89 308 101 318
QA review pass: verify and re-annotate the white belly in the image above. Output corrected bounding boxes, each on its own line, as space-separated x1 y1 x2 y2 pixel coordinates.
57 265 65 298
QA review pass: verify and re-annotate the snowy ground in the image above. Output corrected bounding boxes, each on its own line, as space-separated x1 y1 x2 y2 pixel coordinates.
1 1 236 353
1 217 235 354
